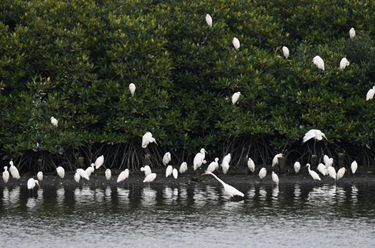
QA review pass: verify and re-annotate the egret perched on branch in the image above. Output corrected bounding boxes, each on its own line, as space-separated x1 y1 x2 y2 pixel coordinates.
27 178 40 190
143 173 157 183
351 161 358 175
193 148 207 171
349 27 356 39
179 162 188 174
105 169 112 180
201 171 244 198
272 172 279 185
2 166 9 183
129 83 136 96
313 55 325 71
232 37 240 50
231 92 241 105
117 169 129 183
206 158 219 173
294 161 301 174
247 158 255 173
37 171 43 181
306 163 321 182
56 166 65 179
303 129 327 143
339 58 350 70
95 155 104 169
272 153 283 167
282 46 289 59
259 167 267 180
50 116 58 127
366 86 375 100
162 152 171 166
142 132 157 148
9 161 20 179
205 14 212 28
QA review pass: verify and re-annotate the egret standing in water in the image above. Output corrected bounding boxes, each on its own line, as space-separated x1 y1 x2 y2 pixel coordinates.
143 173 157 183
294 161 301 174
336 167 346 181
259 167 267 180
193 148 207 171
179 162 188 174
306 163 321 182
37 171 43 181
2 166 9 183
272 172 279 185
9 161 20 179
201 171 244 198
105 169 112 180
117 169 129 183
56 166 65 179
27 178 40 190
351 161 358 176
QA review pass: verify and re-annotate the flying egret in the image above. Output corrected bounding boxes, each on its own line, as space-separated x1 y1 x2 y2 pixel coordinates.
193 148 207 171
165 165 173 177
50 116 58 127
339 58 350 70
74 172 80 183
2 166 9 183
336 167 346 181
317 163 328 176
9 161 20 179
327 165 337 181
56 166 65 179
302 129 327 143
37 171 43 181
143 173 157 183
232 37 240 50
349 27 356 39
129 83 136 96
351 161 358 175
172 168 178 179
206 158 219 173
232 92 241 105
77 169 89 181
140 165 152 176
95 155 104 169
366 86 375 100
142 132 157 148
117 169 129 183
272 153 283 167
306 163 321 182
272 172 279 185
27 178 40 190
247 158 255 173
201 171 244 198
162 152 171 166
105 169 112 180
294 161 301 173
312 56 325 71
179 162 188 174
259 167 267 180
205 14 212 28
282 46 289 59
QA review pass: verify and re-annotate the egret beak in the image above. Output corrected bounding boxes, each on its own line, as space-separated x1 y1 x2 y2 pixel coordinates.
201 172 207 176
323 135 328 141
37 183 40 188
154 140 158 145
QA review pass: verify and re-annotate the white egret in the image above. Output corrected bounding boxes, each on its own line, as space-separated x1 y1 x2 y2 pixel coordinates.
105 169 112 180
162 152 171 166
313 55 325 71
206 158 219 173
317 163 328 176
143 173 157 183
366 86 375 100
74 172 80 183
165 165 173 177
172 168 178 179
95 155 104 169
302 129 327 143
221 161 230 174
140 165 152 176
349 27 356 39
179 162 188 174
272 153 283 167
129 83 136 96
247 158 255 173
142 131 157 148
37 171 43 181
259 167 267 180
282 46 289 59
50 116 58 127
117 169 129 183
9 161 20 179
85 163 95 177
205 14 212 28
351 161 358 175
231 92 241 105
323 155 334 167
306 163 321 181
272 172 279 185
56 166 65 179
294 161 301 173
193 148 207 171
27 178 40 190
336 167 346 181
339 58 350 70
232 37 240 50
2 166 9 183
77 168 89 181
327 166 337 181
201 171 244 198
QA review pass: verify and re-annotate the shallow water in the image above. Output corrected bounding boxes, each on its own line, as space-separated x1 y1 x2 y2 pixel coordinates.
1 181 375 248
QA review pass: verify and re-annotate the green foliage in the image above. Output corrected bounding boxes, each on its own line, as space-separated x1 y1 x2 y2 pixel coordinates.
1 0 375 170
